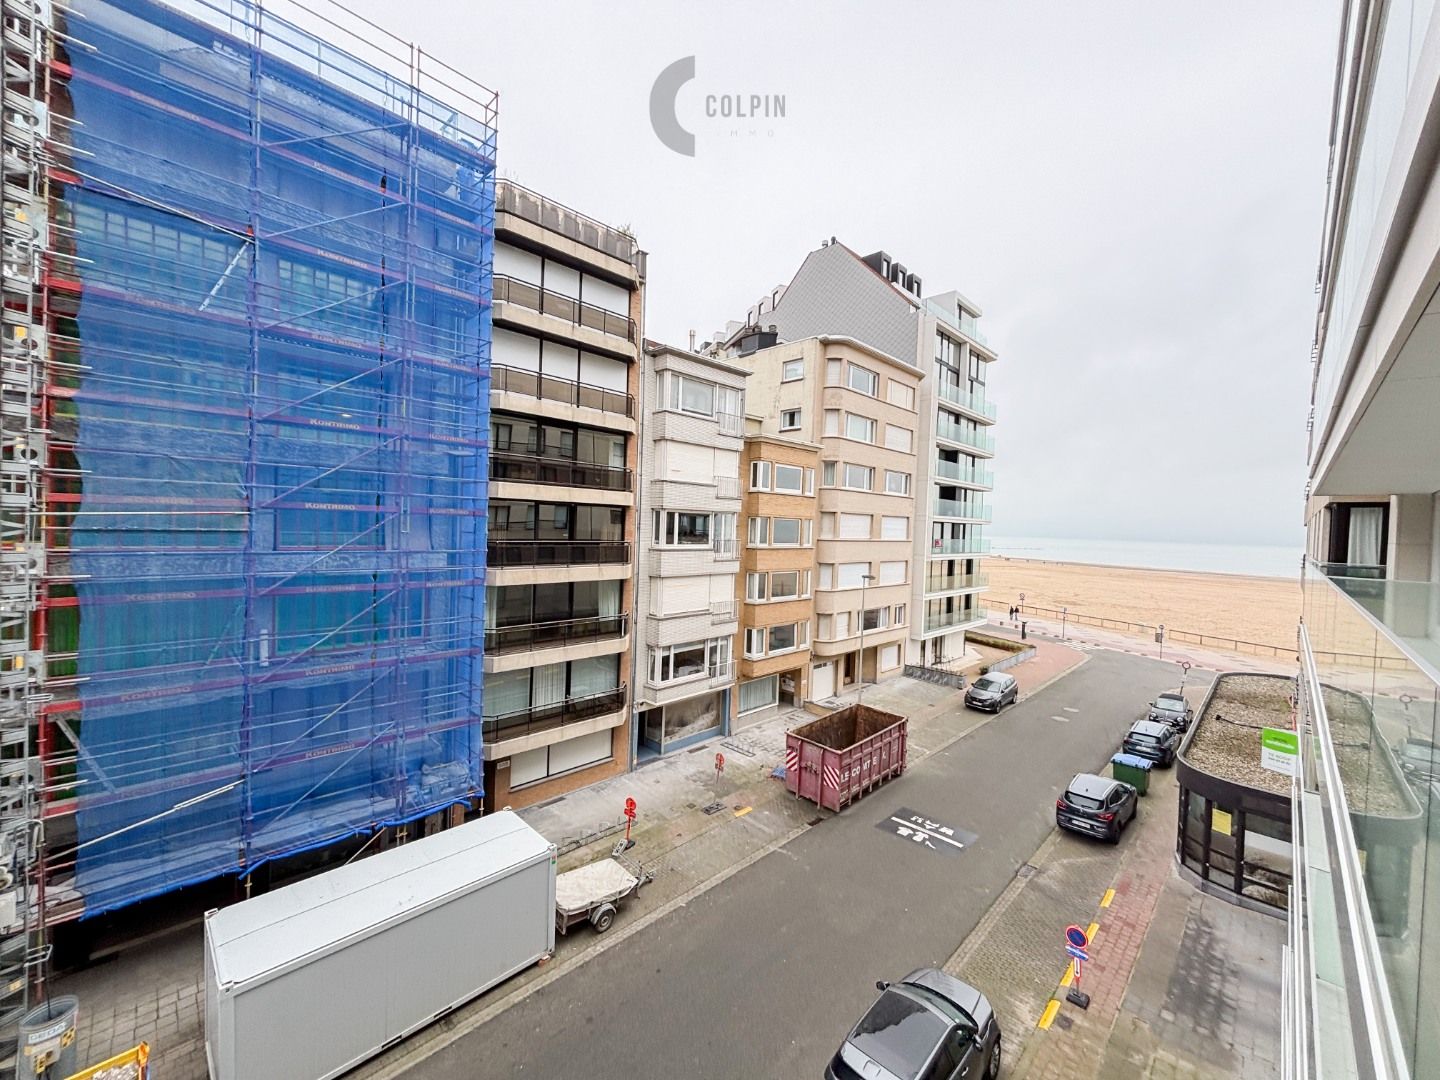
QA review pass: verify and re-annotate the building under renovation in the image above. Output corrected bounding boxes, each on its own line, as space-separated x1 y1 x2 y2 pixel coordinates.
1 0 497 1011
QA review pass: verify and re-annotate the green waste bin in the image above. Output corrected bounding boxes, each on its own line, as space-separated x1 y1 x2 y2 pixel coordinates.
1111 752 1153 796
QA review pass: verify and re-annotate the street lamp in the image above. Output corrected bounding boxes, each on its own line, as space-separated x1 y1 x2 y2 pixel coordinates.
857 574 877 702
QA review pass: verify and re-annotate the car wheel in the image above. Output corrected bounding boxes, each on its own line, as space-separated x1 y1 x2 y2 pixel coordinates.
987 1036 1002 1079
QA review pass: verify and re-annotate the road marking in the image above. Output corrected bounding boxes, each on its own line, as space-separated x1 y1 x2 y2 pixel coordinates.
1049 715 1070 723
1063 706 1079 713
885 815 968 851
1038 999 1060 1030
734 806 752 818
1100 888 1115 909
1059 960 1075 988
1086 921 1100 941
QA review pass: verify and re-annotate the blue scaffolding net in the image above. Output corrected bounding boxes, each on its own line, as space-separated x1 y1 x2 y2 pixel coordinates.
43 0 496 915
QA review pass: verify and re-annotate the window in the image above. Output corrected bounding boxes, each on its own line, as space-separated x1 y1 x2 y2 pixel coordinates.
669 374 716 416
769 623 799 652
824 409 841 435
862 607 888 631
804 467 815 495
845 414 876 443
837 562 869 589
825 358 843 385
770 517 804 545
746 573 767 602
839 513 872 539
887 381 915 409
834 611 852 638
749 460 771 491
774 463 804 493
822 461 837 486
747 517 768 545
878 561 906 585
744 627 766 658
819 512 836 538
782 359 804 382
780 409 801 431
817 613 833 639
818 564 833 589
884 470 910 495
656 641 707 682
844 464 873 491
738 675 778 714
881 516 908 540
847 364 878 397
655 510 712 546
893 604 906 626
884 424 912 452
879 643 901 672
770 571 804 600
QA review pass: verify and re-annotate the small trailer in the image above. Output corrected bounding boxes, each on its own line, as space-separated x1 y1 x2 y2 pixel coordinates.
554 853 652 935
785 703 908 812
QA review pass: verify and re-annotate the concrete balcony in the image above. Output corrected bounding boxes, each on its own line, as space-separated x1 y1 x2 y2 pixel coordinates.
490 364 636 434
482 615 629 673
642 661 736 707
493 275 636 358
483 684 627 758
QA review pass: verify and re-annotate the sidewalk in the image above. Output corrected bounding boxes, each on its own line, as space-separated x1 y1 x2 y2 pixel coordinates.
54 641 1090 1079
945 762 1285 1080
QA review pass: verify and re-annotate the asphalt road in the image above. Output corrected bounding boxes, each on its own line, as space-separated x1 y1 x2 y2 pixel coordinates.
422 650 1205 1080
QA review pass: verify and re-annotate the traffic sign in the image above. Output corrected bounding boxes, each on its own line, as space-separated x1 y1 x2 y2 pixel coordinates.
715 752 725 772
1065 924 1089 949
623 797 637 819
1066 945 1091 962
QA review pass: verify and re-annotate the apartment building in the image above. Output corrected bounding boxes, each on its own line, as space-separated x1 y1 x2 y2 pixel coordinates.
736 433 820 721
1288 4 1440 1078
634 343 745 757
713 240 997 672
483 183 644 808
727 337 922 701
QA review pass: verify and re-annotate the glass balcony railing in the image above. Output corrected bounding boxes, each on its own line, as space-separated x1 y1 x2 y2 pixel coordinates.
924 608 981 633
484 614 628 654
928 536 990 556
933 499 991 522
925 298 990 348
935 381 997 421
932 459 994 488
934 418 995 455
491 364 634 417
925 573 988 595
1298 562 1440 1078
483 684 627 743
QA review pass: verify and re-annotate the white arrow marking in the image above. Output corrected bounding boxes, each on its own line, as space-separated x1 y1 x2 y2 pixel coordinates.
889 817 967 850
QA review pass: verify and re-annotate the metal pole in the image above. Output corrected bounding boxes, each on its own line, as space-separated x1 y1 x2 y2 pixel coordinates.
857 575 868 702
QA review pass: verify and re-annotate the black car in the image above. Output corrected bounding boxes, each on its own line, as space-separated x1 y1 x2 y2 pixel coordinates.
1122 720 1181 767
965 672 1018 713
1055 773 1137 844
1147 691 1193 733
826 968 1002 1080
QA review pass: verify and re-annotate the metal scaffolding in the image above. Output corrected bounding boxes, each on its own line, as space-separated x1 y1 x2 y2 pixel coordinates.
2 0 496 980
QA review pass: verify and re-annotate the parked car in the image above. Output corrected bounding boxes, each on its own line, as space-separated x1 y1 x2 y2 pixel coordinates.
826 968 1002 1080
1122 720 1181 767
1147 691 1193 733
1055 773 1137 844
965 672 1018 713
1398 736 1440 788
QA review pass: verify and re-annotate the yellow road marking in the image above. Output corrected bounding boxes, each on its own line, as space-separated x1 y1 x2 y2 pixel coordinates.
1059 960 1075 988
734 806 752 818
1038 999 1060 1030
1100 888 1115 909
1087 921 1100 941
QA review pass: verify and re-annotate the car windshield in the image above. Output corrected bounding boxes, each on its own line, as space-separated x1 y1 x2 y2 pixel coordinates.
850 990 948 1080
1065 791 1104 811
975 677 1004 691
1156 697 1183 710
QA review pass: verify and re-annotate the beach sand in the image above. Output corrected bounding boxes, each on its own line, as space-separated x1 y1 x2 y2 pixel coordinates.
982 557 1302 649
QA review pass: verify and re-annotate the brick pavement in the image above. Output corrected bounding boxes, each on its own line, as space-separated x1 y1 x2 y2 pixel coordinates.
54 644 1090 1079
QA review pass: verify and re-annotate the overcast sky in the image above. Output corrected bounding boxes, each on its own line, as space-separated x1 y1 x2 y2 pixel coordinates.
351 1 1338 549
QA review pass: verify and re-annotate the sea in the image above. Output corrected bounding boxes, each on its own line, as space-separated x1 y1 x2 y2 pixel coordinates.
988 536 1302 580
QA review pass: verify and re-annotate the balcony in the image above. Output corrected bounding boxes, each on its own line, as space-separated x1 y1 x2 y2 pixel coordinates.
925 573 988 595
934 417 996 455
936 381 998 421
484 614 628 654
496 181 639 267
482 684 627 744
491 364 634 418
932 459 994 488
925 298 990 348
494 274 636 343
929 537 990 556
933 498 992 522
924 608 982 634
490 451 632 492
487 541 630 568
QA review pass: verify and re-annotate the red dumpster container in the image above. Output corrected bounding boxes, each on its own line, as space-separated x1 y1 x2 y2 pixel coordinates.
784 704 908 811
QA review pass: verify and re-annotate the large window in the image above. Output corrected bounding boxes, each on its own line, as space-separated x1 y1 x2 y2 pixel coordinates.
669 373 716 416
652 637 730 684
884 470 910 495
745 570 809 602
845 414 876 443
847 364 878 397
774 463 805 493
655 510 712 546
745 622 808 657
738 675 778 714
844 464 873 491
749 517 811 546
